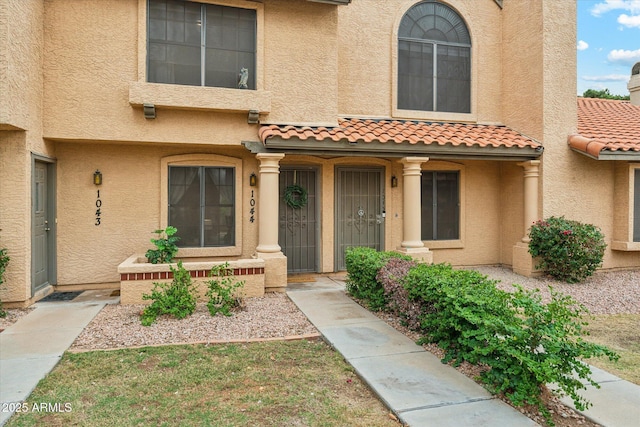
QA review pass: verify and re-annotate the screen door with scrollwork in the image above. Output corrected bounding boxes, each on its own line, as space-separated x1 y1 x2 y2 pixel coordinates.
278 168 319 273
335 167 384 271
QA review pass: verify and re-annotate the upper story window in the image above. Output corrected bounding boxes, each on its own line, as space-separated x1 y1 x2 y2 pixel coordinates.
398 1 471 113
148 0 256 89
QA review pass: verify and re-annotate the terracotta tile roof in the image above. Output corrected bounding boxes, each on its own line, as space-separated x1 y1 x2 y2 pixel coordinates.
568 98 640 159
259 118 541 152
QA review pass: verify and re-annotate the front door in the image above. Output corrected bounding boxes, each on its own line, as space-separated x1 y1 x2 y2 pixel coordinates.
32 160 54 294
278 168 319 273
335 167 385 271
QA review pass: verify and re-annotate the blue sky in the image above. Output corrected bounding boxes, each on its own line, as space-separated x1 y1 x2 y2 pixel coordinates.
577 0 640 96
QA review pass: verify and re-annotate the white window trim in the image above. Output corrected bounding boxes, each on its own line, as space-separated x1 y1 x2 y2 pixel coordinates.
421 161 465 249
161 154 243 257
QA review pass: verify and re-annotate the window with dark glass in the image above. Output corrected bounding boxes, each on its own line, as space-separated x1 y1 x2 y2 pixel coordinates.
169 166 235 247
398 1 471 113
634 169 640 242
148 0 256 89
421 171 459 240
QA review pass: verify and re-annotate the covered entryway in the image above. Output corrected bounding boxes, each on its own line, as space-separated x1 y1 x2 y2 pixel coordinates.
32 159 56 295
279 167 319 273
335 167 384 270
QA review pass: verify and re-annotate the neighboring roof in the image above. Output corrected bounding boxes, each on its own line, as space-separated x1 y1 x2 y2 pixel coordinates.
568 97 640 160
247 118 543 160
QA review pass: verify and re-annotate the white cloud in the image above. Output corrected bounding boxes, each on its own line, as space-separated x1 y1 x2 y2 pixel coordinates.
577 40 589 51
607 48 640 64
582 74 631 82
618 13 640 27
591 0 640 17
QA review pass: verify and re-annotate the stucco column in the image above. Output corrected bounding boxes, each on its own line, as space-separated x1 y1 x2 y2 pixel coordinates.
512 160 541 277
518 160 541 242
256 153 285 253
254 153 288 293
397 157 433 263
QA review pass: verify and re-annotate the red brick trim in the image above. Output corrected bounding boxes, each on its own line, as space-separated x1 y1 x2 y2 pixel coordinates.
120 267 265 281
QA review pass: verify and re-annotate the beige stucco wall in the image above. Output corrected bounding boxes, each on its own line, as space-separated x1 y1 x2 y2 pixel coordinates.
43 0 340 144
337 0 504 123
53 142 260 287
0 0 52 305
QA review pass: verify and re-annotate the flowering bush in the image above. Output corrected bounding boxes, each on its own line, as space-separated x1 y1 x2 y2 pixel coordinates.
528 216 606 283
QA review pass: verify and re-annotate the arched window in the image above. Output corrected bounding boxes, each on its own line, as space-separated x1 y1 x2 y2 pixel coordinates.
398 1 471 113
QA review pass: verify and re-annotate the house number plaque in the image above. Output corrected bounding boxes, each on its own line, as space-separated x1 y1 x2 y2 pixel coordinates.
249 190 256 223
95 190 102 226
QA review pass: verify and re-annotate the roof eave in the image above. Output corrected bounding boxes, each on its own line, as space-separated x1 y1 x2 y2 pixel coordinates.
245 137 543 161
568 134 640 160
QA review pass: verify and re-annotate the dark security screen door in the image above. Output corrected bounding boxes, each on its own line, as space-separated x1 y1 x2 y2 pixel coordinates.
278 168 318 273
336 168 384 271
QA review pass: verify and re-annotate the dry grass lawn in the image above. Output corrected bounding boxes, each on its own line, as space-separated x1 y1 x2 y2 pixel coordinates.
584 314 640 385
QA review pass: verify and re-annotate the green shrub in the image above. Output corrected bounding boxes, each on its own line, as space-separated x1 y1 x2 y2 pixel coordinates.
528 217 606 283
403 264 618 425
492 286 619 421
205 263 245 317
344 247 412 311
0 246 9 318
405 263 513 365
145 226 180 264
140 261 198 326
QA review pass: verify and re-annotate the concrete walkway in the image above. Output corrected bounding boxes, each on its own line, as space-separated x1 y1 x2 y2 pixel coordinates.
0 290 118 426
287 276 640 427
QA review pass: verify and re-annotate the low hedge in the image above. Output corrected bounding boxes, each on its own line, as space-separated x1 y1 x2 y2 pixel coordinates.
345 249 619 426
344 247 411 311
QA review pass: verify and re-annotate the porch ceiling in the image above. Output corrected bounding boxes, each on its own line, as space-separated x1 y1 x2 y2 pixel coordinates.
246 118 543 161
568 98 640 160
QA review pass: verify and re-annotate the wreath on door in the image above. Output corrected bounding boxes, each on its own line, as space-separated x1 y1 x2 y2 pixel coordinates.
284 184 308 209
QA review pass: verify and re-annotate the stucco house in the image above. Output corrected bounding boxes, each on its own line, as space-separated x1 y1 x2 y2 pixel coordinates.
1 0 639 307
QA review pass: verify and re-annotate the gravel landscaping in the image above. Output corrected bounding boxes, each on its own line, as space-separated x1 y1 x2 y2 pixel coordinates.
477 266 640 314
70 292 319 351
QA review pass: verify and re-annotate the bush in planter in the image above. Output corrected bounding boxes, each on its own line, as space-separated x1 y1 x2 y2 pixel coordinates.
145 226 180 264
205 263 245 317
140 261 198 326
528 216 606 283
344 247 412 311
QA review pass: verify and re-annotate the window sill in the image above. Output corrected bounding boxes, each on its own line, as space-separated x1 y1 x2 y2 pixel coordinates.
393 108 477 123
611 241 640 251
129 81 271 114
177 246 242 258
424 240 464 249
